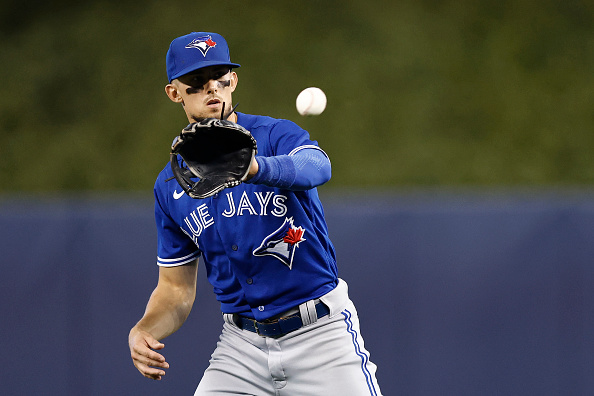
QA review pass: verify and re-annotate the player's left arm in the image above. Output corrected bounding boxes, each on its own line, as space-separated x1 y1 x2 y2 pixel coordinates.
245 147 331 190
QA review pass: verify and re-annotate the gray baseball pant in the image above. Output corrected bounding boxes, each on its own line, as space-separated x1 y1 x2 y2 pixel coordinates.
194 279 382 396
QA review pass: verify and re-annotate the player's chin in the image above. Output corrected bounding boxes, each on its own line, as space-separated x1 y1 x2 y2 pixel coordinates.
192 109 222 121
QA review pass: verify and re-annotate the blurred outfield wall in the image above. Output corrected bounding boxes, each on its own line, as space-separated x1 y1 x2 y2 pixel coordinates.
1 191 594 396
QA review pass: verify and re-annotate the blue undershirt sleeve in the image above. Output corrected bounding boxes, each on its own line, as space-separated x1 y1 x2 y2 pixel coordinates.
245 148 331 191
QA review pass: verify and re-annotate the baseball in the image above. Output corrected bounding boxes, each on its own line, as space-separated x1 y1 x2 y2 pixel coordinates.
296 87 327 116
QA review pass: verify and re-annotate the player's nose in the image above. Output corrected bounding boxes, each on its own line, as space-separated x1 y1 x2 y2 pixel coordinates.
205 79 218 93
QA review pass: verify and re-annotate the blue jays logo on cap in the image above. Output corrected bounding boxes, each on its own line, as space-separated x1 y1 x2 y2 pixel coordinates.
185 35 217 56
253 217 306 270
166 32 241 82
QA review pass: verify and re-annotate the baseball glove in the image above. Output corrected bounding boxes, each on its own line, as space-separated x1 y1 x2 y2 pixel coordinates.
170 118 257 199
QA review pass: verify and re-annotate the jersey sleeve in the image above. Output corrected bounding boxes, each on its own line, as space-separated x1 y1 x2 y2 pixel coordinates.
154 173 200 267
245 148 331 190
269 119 326 156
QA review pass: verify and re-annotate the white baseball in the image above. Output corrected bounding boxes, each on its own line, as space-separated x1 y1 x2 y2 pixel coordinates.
296 87 327 116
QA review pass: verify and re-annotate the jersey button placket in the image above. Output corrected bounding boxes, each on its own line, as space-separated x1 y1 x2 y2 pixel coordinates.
246 278 253 285
231 244 238 251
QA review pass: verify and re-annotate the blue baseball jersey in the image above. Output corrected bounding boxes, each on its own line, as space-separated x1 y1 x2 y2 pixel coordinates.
154 112 338 320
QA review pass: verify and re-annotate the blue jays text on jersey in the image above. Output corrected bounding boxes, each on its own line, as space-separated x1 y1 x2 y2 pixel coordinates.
154 112 338 321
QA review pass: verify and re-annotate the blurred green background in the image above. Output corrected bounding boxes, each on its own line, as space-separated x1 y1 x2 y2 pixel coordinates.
1 0 593 192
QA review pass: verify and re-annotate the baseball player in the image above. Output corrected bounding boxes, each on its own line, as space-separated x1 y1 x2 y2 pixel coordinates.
128 31 382 396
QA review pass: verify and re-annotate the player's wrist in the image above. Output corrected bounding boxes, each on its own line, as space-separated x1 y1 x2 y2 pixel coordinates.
244 156 268 185
245 157 259 181
244 156 294 188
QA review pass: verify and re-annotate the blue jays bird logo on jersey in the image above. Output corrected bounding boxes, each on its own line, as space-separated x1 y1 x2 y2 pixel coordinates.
185 35 217 56
253 217 306 269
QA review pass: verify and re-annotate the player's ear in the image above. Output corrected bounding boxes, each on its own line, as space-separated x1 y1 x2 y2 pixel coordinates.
165 82 184 104
230 71 238 93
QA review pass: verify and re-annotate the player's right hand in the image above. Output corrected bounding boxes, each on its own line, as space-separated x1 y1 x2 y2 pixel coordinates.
128 328 170 380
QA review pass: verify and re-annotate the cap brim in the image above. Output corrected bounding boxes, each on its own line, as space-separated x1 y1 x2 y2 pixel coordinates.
169 61 241 82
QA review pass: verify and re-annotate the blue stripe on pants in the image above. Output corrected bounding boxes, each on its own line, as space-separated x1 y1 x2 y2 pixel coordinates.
342 309 378 396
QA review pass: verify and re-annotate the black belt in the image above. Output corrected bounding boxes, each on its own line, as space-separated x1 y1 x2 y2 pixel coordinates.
233 302 330 338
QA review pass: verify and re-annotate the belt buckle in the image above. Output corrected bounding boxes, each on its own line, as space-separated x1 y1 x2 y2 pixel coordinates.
251 318 270 337
255 318 284 338
254 321 265 337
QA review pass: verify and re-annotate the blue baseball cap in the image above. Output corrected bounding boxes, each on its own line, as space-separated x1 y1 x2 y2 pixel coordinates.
166 32 240 82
